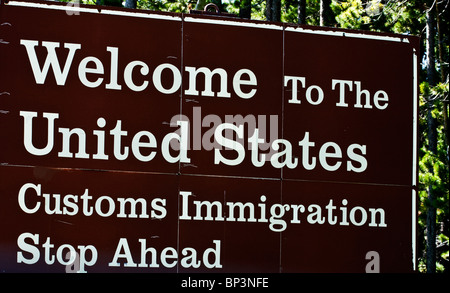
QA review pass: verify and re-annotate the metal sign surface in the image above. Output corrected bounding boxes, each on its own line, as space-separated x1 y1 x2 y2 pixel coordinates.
0 0 419 272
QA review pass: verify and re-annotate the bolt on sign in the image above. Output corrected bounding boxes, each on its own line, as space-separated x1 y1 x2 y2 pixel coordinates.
0 0 419 273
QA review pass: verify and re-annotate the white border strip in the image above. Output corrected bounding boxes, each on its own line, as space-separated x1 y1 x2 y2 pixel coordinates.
183 16 283 31
8 1 412 41
285 26 410 43
412 189 417 271
6 1 182 21
412 50 418 188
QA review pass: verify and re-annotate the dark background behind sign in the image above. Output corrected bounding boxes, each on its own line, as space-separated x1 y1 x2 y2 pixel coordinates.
0 0 418 272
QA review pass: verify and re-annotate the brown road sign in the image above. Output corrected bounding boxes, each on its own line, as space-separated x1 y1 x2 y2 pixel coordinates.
0 0 419 272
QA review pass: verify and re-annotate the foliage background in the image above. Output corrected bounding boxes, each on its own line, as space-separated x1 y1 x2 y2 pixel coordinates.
61 0 449 273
